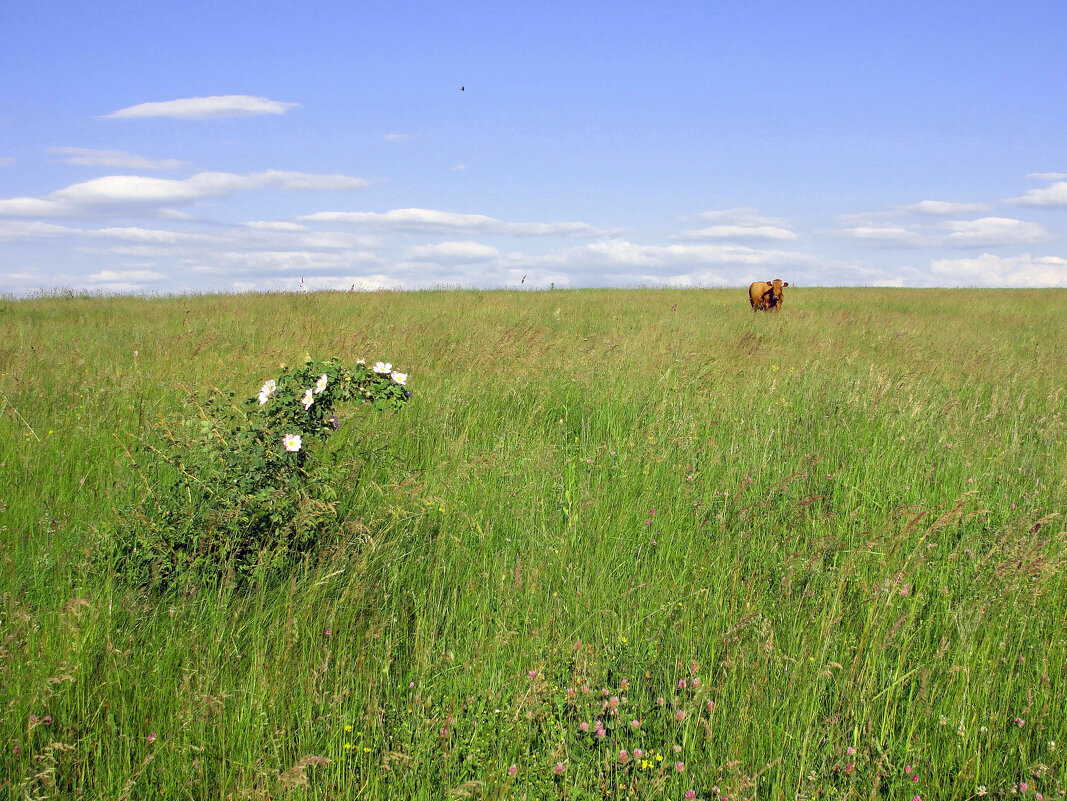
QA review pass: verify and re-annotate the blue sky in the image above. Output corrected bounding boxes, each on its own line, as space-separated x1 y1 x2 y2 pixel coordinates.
2 0 1066 294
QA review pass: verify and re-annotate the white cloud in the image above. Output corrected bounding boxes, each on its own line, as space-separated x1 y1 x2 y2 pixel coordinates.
157 209 196 220
593 239 802 267
0 269 51 287
0 265 168 294
696 208 791 227
230 274 401 292
835 225 924 246
0 220 73 240
672 208 797 242
242 221 309 232
286 231 380 249
88 269 167 282
227 226 379 251
0 170 369 217
256 172 369 191
385 133 412 142
834 210 896 226
83 281 145 293
76 245 181 259
450 164 467 172
938 217 1055 246
49 147 187 170
901 200 993 216
0 198 61 216
104 95 300 120
838 199 993 224
299 207 608 237
90 227 197 243
604 270 731 288
790 258 922 287
1007 181 1067 207
203 235 810 292
184 249 381 274
836 217 1055 247
404 241 501 262
929 253 1067 286
0 219 207 243
672 224 797 241
0 157 14 167
1026 172 1067 180
541 239 812 273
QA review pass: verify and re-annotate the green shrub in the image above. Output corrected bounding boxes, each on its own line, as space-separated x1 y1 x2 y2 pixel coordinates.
109 358 410 589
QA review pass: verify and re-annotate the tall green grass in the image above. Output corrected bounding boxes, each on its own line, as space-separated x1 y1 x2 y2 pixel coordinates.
1 288 1064 799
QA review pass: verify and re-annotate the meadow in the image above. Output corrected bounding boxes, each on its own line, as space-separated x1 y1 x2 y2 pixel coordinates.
1 287 1064 800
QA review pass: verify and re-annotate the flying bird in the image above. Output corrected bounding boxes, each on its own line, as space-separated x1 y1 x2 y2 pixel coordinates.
521 275 526 283
460 86 465 91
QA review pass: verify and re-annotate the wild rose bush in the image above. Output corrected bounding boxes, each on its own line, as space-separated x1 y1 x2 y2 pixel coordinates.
109 358 410 589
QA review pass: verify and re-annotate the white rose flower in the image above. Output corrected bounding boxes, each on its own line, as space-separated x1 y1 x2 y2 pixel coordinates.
302 388 315 410
315 373 328 394
390 371 408 385
283 433 302 452
373 361 392 374
258 379 277 404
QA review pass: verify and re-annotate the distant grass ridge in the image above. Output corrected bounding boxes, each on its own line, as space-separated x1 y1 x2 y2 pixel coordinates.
0 288 1064 799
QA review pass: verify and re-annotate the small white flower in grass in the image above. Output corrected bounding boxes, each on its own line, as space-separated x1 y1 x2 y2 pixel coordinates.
373 361 392 374
283 434 302 452
315 374 328 394
302 388 314 410
258 379 277 404
390 371 408 385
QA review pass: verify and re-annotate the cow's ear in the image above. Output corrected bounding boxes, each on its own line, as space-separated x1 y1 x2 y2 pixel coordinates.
782 282 789 287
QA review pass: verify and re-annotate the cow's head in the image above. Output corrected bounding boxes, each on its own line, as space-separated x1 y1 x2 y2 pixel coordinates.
766 279 789 305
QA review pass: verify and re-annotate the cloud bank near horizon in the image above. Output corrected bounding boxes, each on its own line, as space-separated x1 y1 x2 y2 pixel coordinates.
2 156 1067 293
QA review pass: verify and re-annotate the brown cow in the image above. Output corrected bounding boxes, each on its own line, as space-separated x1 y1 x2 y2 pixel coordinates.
748 279 789 311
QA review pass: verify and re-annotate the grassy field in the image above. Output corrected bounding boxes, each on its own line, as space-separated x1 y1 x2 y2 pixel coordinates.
1 287 1065 800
